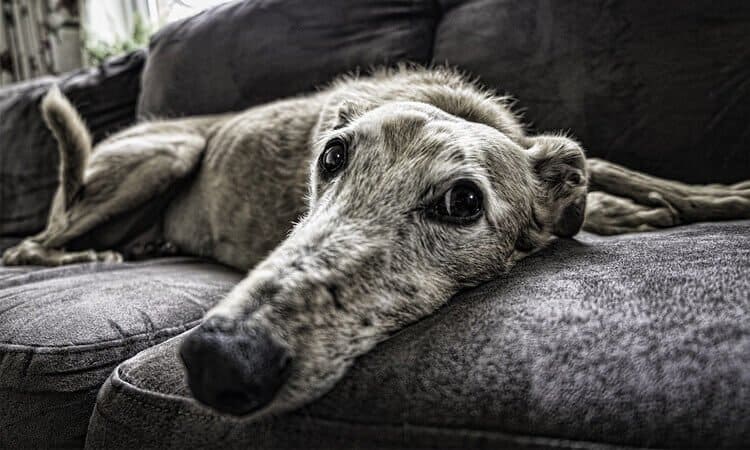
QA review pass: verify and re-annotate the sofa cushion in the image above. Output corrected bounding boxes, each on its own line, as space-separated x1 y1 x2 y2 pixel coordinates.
138 0 439 117
86 221 750 449
0 50 146 253
433 0 750 184
0 257 242 448
137 0 750 185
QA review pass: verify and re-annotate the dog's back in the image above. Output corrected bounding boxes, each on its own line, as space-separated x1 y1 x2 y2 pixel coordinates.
163 67 537 268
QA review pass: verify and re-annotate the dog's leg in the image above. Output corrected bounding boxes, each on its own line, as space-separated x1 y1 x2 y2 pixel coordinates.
4 135 206 266
583 191 679 235
2 239 123 266
2 88 206 266
583 158 750 234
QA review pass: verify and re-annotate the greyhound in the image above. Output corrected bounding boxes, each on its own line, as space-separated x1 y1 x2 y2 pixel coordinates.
3 67 749 419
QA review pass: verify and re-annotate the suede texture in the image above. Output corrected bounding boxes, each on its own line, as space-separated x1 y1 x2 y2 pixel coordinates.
86 222 750 449
0 258 242 448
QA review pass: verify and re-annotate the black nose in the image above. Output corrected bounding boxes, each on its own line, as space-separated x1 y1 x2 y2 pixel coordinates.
179 318 291 416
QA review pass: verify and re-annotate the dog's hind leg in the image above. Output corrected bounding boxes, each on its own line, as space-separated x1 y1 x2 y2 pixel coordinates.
2 87 206 266
2 240 123 266
583 158 750 234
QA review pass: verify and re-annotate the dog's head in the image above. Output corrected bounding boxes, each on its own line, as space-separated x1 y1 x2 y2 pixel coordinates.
179 100 587 418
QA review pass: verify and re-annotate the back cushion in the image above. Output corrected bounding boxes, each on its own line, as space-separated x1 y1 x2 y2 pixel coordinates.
138 0 439 117
434 0 750 184
139 0 749 184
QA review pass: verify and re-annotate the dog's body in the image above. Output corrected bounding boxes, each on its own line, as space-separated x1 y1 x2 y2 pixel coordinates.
4 67 749 419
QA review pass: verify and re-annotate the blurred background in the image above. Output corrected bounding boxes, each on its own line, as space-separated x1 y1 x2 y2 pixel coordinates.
0 0 231 85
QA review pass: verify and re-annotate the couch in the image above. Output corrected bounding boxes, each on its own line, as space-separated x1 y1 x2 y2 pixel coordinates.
1 0 748 448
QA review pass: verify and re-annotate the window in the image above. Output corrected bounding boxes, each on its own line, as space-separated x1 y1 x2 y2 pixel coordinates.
83 0 235 65
0 0 237 84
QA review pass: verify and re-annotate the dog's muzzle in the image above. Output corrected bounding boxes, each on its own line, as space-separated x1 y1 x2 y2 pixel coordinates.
179 316 291 416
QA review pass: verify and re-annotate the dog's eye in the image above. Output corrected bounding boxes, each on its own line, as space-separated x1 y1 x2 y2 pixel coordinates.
320 138 348 177
427 181 484 224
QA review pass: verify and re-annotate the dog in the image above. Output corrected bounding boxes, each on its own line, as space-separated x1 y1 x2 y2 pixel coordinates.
4 67 749 419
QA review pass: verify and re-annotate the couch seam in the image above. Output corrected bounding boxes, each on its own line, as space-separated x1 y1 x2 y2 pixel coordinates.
426 0 441 63
0 320 201 353
0 256 230 289
108 372 225 423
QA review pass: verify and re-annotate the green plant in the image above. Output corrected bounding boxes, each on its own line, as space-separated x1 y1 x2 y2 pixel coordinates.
84 14 152 66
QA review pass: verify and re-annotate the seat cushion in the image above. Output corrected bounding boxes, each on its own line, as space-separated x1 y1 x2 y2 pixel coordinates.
0 257 242 448
86 221 750 449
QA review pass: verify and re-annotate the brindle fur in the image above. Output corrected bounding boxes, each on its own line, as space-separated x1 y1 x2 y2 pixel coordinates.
3 67 749 418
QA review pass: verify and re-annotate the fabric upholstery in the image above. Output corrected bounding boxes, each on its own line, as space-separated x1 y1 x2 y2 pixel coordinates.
138 0 438 117
0 50 146 253
0 258 241 448
433 0 750 184
86 222 750 449
139 0 750 184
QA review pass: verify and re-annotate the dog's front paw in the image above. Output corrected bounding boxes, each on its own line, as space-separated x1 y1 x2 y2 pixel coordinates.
2 245 21 266
2 240 39 266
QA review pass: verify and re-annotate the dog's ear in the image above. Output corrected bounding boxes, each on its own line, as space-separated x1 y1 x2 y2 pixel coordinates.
319 99 366 132
313 98 367 144
314 99 367 143
332 100 364 129
527 135 588 238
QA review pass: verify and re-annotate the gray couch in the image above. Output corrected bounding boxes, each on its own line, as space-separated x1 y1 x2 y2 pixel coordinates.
1 1 749 448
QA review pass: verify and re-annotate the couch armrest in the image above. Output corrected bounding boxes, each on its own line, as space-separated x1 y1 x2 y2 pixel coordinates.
0 50 146 252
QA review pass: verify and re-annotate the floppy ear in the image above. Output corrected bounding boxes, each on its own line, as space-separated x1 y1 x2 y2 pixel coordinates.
527 135 588 238
315 98 367 135
332 100 365 129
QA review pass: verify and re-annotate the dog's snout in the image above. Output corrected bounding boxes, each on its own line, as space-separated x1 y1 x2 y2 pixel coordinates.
179 319 291 416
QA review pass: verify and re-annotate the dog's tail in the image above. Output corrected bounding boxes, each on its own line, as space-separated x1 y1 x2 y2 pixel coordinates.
41 85 92 208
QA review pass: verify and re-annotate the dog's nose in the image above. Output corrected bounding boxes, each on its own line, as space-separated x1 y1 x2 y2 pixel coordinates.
179 318 291 416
